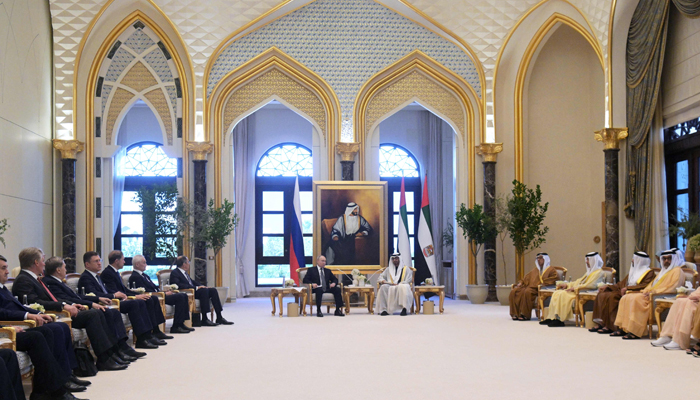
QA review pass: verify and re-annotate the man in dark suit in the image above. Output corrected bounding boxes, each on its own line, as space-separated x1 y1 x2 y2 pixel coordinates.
0 348 24 400
101 251 171 341
170 256 233 326
77 251 165 349
0 254 85 400
129 255 192 334
44 256 145 364
12 248 130 371
302 255 345 317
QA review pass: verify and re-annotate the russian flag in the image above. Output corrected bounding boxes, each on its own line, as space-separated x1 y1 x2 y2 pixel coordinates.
289 176 305 284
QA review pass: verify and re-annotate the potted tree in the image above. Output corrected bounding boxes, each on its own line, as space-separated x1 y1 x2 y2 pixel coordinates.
494 196 513 305
136 183 179 277
0 218 8 248
506 180 549 284
456 203 497 304
688 234 700 264
668 212 700 262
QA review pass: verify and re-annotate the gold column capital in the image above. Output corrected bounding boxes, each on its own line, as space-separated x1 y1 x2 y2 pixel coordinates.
187 141 214 161
52 139 84 160
336 142 360 162
594 127 628 150
476 142 503 162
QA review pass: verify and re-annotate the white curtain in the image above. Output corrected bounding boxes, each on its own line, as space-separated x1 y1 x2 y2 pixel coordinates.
234 117 254 298
422 112 444 280
112 148 127 238
651 98 669 258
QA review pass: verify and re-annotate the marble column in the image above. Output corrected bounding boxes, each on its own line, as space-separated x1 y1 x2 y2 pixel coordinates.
187 142 214 286
336 142 360 181
53 139 84 273
595 128 628 280
477 143 503 301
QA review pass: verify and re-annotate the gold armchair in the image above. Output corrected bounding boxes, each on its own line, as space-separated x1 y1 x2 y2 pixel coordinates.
297 267 345 315
575 267 616 327
0 321 37 380
376 267 417 314
536 266 567 320
157 269 213 325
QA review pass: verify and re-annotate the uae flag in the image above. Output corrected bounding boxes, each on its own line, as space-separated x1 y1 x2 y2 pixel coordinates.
397 177 412 268
417 175 438 283
289 176 304 284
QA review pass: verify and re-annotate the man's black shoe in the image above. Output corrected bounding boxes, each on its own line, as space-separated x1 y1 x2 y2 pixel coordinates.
317 311 324 317
381 311 389 316
70 375 91 386
116 349 138 362
96 358 128 371
170 326 191 334
201 319 218 327
110 353 129 365
135 339 158 349
334 309 345 317
216 317 234 325
64 381 86 392
400 308 407 316
123 347 147 358
154 331 174 340
149 338 167 346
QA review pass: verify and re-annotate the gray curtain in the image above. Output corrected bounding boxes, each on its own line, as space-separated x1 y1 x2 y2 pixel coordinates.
422 112 444 280
625 0 700 252
233 116 254 298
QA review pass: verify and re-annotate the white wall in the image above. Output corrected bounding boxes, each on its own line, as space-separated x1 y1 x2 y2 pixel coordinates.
662 4 700 126
116 101 165 147
0 1 53 264
241 105 313 293
520 24 605 281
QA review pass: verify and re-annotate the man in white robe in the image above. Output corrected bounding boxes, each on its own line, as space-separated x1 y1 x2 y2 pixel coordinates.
377 253 413 316
325 202 373 265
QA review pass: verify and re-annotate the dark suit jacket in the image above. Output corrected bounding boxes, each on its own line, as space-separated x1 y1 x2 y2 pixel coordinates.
302 267 338 288
0 286 40 320
100 266 139 296
43 276 96 307
128 271 159 293
169 268 200 290
11 271 63 312
77 271 114 299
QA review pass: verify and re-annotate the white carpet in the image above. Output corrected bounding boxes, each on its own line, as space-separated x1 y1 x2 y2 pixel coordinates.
76 298 693 399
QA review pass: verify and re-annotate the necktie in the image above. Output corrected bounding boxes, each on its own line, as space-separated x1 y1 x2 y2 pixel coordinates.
40 279 58 302
96 275 107 292
320 268 326 290
185 271 193 286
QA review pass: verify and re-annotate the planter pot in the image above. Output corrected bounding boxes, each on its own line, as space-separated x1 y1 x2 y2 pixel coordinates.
465 285 489 304
215 286 230 303
686 250 696 263
496 285 512 306
358 280 366 287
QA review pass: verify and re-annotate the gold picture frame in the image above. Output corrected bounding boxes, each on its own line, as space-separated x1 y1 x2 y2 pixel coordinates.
313 181 388 274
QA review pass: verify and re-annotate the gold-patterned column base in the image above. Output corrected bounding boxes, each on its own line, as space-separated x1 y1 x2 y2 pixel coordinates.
52 139 85 160
187 141 214 161
594 128 628 150
476 143 503 162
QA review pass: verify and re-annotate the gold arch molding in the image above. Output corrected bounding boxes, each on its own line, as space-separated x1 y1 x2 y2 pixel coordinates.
514 13 605 182
210 47 341 285
354 50 478 283
82 10 193 252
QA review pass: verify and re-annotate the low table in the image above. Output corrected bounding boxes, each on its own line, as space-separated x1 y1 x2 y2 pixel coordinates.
414 285 445 314
270 287 308 317
343 285 375 314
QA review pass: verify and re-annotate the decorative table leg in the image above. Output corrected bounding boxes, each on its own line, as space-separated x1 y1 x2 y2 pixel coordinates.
302 291 307 316
270 291 276 316
344 291 350 314
278 293 284 317
414 292 421 314
369 292 375 314
439 290 445 314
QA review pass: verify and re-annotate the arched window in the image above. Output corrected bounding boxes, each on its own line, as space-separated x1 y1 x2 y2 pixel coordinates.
117 142 178 269
255 143 313 286
122 143 178 177
256 143 313 177
379 144 420 177
379 144 422 271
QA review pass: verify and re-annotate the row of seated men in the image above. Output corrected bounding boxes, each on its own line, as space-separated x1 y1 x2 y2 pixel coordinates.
0 248 232 400
509 248 700 356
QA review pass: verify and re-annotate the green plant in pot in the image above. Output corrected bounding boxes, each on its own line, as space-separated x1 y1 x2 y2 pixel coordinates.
0 218 9 248
669 212 700 261
687 234 700 263
506 180 549 281
456 203 497 304
494 196 514 305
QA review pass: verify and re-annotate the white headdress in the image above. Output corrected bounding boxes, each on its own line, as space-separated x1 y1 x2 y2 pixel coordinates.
585 252 603 275
535 252 550 274
627 251 651 286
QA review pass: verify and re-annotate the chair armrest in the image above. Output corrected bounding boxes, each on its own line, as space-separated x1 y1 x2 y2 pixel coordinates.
181 289 195 295
0 327 17 350
127 296 136 300
110 299 120 308
45 310 71 319
0 320 37 329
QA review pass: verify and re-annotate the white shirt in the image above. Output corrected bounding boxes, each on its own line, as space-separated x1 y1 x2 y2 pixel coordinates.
24 270 38 280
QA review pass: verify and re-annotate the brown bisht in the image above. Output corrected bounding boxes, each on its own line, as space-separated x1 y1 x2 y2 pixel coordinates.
591 271 655 331
509 264 558 319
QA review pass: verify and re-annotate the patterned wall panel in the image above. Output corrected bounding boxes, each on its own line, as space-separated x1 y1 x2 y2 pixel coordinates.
144 88 173 145
143 48 174 82
121 61 159 92
105 87 135 145
104 47 135 82
222 68 326 140
124 28 155 54
365 70 465 138
209 0 481 141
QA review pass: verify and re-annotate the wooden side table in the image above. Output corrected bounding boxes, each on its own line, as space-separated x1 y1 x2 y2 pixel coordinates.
576 290 598 327
343 285 375 314
270 287 308 317
414 285 445 314
654 297 677 339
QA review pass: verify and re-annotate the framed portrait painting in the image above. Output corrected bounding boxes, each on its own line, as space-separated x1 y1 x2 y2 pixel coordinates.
313 181 387 273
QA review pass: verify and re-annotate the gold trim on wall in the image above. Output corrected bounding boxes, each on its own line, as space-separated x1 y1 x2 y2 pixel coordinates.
81 11 193 253
53 139 85 160
353 50 478 283
210 48 341 286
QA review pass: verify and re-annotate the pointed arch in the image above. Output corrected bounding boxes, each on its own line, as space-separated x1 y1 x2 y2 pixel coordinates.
78 8 194 253
354 50 479 284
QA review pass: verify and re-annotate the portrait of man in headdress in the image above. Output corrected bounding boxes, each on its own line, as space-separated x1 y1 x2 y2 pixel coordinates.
324 202 373 265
